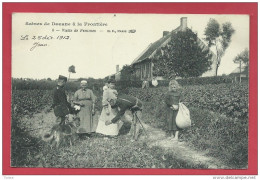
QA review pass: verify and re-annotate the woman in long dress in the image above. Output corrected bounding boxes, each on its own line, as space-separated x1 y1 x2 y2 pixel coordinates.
95 81 123 136
74 80 96 135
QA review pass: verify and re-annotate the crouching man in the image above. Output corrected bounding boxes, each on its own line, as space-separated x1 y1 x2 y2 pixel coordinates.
105 94 143 141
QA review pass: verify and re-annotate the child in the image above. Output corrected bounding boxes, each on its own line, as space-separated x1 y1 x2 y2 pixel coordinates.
165 79 182 141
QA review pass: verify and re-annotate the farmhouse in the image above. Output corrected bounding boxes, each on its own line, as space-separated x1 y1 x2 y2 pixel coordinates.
131 17 217 80
229 66 248 82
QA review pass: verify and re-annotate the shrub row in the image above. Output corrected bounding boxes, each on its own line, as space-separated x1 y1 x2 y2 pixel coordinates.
12 78 104 91
12 75 240 91
115 76 240 90
128 83 248 119
177 75 234 86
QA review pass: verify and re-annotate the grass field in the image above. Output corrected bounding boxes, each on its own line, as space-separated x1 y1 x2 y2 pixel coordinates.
11 82 248 169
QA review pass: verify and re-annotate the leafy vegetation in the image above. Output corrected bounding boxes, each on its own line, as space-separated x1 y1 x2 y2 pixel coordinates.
128 83 248 119
12 78 104 91
152 29 213 78
138 83 248 168
233 48 249 76
119 65 137 81
11 89 207 169
204 18 235 76
11 80 248 169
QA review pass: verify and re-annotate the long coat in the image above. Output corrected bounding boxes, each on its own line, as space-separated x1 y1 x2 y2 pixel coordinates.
52 86 71 117
74 89 96 133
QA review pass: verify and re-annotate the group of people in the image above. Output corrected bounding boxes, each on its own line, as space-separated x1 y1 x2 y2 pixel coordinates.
51 75 183 142
142 77 159 89
52 75 144 141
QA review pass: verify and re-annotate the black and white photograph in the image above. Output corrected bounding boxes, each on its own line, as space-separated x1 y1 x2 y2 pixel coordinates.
11 13 249 169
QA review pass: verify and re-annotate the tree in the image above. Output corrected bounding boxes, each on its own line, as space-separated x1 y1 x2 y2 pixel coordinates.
204 18 235 76
152 29 213 79
120 65 136 81
68 65 76 80
233 48 249 82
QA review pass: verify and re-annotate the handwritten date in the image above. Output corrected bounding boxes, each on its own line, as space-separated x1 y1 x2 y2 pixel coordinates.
21 35 70 41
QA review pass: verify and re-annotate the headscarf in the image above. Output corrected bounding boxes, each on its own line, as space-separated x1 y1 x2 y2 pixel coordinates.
80 80 88 90
81 80 87 85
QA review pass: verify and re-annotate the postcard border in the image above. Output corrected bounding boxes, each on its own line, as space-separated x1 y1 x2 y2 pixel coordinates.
3 2 258 175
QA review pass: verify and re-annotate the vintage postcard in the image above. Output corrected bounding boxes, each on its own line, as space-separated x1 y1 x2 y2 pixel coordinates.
3 2 257 176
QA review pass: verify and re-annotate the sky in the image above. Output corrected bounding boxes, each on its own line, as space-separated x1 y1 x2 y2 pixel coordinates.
12 13 249 80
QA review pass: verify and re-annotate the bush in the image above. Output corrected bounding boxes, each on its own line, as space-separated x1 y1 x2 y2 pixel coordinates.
128 83 248 119
177 76 233 86
114 76 233 91
12 78 104 92
116 80 143 93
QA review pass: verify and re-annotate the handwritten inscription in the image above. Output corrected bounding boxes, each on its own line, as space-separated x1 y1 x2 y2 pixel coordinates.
21 35 70 41
30 42 47 51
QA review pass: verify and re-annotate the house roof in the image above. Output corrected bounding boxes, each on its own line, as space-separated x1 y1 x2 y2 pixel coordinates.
131 26 216 66
131 26 181 65
230 66 246 75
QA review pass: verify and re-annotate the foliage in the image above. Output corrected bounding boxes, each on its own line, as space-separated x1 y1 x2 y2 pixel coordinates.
11 89 207 169
128 83 248 119
11 80 248 169
177 76 232 85
12 78 104 92
120 65 137 81
11 115 45 167
12 90 53 116
233 48 249 74
152 29 213 78
115 80 143 93
68 65 76 73
115 76 232 93
142 100 248 168
204 19 235 76
135 85 248 168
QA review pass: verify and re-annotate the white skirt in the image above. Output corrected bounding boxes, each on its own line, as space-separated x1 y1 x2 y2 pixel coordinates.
95 105 123 136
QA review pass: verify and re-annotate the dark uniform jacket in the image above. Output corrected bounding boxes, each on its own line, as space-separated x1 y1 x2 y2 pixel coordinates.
52 86 71 117
111 94 142 124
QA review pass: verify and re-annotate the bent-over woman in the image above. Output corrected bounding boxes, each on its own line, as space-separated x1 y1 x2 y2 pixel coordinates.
96 79 123 136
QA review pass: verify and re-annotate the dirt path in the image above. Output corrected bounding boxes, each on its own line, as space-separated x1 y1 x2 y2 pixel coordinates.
138 123 227 169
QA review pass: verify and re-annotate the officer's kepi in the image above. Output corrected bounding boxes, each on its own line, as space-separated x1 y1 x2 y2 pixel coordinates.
58 75 67 82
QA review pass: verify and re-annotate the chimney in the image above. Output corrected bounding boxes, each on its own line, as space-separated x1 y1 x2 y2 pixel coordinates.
180 17 187 31
163 31 169 37
116 65 119 73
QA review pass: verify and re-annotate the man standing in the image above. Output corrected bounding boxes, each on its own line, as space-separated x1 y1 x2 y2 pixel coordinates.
51 75 72 125
105 94 143 141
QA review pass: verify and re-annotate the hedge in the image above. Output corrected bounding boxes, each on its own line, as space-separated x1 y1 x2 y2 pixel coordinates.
114 76 235 91
12 78 104 92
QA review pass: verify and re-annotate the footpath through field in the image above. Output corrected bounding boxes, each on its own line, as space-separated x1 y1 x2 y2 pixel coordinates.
139 123 227 169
